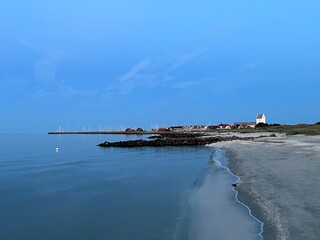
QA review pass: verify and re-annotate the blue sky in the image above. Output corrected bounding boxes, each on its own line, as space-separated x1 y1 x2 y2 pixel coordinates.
1 1 320 132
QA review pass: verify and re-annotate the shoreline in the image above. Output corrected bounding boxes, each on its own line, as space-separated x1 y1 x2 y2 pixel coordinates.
227 155 265 240
225 149 275 240
223 144 290 240
212 134 320 240
213 148 264 239
48 131 155 135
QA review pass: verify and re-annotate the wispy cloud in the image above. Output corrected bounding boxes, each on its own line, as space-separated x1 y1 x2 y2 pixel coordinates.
106 52 200 95
169 52 198 71
31 48 206 98
118 59 151 83
33 52 99 98
32 82 99 99
237 62 259 72
171 77 215 90
106 58 174 95
34 51 63 85
17 37 99 98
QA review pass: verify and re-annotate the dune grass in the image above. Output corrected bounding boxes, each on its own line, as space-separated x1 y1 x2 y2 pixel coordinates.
237 124 320 135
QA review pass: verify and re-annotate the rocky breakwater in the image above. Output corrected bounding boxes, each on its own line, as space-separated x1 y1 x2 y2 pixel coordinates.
97 134 254 147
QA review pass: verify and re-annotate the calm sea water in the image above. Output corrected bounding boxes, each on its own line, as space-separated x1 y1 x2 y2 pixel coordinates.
0 133 262 240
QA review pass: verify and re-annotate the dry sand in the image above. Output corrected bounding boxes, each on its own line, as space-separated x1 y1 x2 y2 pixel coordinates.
211 134 320 240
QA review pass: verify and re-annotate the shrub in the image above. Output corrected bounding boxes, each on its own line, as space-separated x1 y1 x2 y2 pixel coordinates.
255 123 268 128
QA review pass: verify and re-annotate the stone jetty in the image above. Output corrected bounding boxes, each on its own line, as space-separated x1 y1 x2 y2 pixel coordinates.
97 134 253 147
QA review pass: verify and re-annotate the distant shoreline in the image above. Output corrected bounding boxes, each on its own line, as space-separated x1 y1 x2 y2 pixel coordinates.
48 131 156 135
48 124 320 136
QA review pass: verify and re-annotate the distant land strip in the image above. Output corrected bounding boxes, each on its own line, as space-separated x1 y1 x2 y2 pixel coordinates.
48 123 320 136
48 131 185 135
48 131 157 135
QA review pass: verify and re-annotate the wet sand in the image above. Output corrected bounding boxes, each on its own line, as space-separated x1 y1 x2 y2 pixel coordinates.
212 134 320 240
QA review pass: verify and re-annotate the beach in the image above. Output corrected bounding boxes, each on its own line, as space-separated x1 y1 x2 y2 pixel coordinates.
212 134 320 240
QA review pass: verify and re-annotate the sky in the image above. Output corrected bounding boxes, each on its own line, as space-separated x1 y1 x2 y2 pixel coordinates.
1 1 320 132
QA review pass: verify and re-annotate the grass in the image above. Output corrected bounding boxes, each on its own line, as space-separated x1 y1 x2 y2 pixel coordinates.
244 124 320 135
208 124 320 136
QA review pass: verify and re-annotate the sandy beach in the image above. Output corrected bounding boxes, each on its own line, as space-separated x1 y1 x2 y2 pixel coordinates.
212 133 320 240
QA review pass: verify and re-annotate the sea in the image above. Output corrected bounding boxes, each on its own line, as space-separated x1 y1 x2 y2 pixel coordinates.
0 133 262 240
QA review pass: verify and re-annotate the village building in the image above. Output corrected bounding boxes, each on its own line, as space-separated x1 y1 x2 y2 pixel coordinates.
256 114 266 124
190 125 207 131
219 124 232 130
152 127 171 132
170 126 184 131
234 122 256 129
207 125 219 130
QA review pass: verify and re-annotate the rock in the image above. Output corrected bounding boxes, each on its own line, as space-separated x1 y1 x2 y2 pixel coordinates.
97 135 254 147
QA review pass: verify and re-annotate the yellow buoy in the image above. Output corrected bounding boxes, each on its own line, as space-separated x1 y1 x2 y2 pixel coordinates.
56 147 59 152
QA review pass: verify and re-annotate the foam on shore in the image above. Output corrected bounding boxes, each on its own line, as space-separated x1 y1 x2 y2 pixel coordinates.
177 148 263 240
212 149 264 239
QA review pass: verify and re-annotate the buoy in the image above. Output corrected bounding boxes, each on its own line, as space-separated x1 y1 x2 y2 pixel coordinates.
56 147 59 152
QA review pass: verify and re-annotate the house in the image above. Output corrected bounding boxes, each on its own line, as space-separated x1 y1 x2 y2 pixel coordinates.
234 122 256 129
152 127 171 132
219 124 232 130
170 126 184 131
207 125 219 130
256 114 266 124
190 125 207 131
